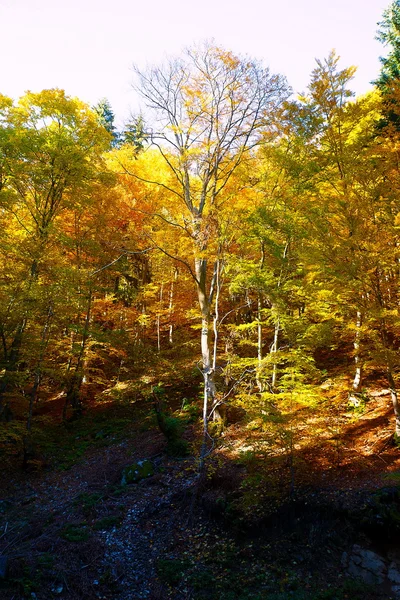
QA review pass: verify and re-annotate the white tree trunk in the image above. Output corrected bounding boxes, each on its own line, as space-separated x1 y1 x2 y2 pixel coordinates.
156 283 163 354
349 311 363 407
195 256 217 469
387 368 400 438
256 294 263 392
168 268 177 345
271 315 280 391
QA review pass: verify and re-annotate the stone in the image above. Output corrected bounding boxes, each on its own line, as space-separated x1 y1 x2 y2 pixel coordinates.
388 562 400 585
121 460 154 485
370 389 390 398
347 545 386 585
320 379 334 390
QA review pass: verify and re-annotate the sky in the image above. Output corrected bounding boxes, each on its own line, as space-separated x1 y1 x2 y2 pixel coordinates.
0 0 390 126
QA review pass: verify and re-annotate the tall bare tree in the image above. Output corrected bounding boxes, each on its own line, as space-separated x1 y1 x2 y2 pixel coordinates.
126 43 289 461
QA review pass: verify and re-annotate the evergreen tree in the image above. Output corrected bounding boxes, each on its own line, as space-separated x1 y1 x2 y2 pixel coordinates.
375 1 400 128
122 114 146 154
93 98 120 147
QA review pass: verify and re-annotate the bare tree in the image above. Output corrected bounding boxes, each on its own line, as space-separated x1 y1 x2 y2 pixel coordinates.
126 42 289 463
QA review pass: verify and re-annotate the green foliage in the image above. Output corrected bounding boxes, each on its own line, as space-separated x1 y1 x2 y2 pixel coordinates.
9 562 42 596
348 390 370 415
93 97 119 147
93 515 122 530
0 420 26 457
29 411 132 470
60 523 89 542
153 384 191 457
156 558 191 586
361 487 400 534
161 414 185 439
375 1 400 128
180 397 201 421
121 459 154 484
122 114 146 152
74 492 103 515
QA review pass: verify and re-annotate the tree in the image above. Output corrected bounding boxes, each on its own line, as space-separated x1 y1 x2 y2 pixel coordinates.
93 98 120 147
285 52 400 435
122 114 146 153
375 0 400 128
123 43 288 463
0 89 110 417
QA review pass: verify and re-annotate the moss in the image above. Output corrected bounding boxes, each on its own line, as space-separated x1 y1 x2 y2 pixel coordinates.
60 523 89 542
74 492 103 515
121 459 154 485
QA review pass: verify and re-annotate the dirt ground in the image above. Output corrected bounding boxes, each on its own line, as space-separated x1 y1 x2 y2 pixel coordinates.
1 377 400 599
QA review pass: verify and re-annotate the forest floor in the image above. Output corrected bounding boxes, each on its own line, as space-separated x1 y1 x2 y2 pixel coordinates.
1 359 400 599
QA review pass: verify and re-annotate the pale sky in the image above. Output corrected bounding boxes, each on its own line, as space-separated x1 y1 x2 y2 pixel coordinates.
0 0 390 126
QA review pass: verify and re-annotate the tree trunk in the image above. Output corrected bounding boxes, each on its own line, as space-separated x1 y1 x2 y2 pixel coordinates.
379 318 400 438
0 252 44 418
271 315 280 391
27 305 53 432
168 267 178 345
195 256 216 471
387 368 400 438
63 290 92 421
256 294 264 393
349 311 363 407
212 259 223 421
0 318 27 420
156 283 163 354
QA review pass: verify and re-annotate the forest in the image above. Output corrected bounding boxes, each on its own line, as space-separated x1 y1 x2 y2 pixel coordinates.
2 3 400 600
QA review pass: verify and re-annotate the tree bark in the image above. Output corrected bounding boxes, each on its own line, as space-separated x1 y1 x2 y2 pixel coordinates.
156 283 163 354
0 318 27 420
271 315 280 391
27 305 53 432
349 310 363 407
256 294 264 393
387 368 400 438
195 256 217 470
168 267 178 345
63 290 92 421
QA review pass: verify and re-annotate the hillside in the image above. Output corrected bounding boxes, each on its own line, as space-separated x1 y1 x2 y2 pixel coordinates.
1 357 400 600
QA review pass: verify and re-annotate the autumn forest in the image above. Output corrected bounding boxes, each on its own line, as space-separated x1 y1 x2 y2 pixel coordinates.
2 3 400 600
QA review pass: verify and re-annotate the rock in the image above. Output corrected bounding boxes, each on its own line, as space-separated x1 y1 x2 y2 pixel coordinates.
121 460 154 485
347 545 386 585
369 389 390 397
0 556 8 578
388 562 400 584
320 379 334 390
348 393 362 408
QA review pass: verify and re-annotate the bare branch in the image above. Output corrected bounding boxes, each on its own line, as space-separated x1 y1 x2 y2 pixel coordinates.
145 234 200 285
117 160 184 201
90 248 153 276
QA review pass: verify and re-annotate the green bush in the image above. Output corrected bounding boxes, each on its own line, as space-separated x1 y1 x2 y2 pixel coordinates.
60 523 89 542
156 558 190 586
